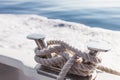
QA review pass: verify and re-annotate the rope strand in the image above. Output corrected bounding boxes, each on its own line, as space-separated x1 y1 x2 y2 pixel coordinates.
34 40 120 80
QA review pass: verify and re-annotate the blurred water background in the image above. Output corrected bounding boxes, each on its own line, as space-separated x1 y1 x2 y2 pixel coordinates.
0 0 120 31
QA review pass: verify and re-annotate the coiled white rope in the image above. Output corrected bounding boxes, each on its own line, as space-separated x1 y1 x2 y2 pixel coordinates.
34 40 120 80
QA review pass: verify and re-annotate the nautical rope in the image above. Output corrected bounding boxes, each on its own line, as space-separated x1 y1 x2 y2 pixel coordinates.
34 40 120 80
97 65 120 76
57 54 77 80
47 40 101 64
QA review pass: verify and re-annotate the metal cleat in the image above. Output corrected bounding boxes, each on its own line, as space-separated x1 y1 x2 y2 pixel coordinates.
87 41 111 52
27 33 47 49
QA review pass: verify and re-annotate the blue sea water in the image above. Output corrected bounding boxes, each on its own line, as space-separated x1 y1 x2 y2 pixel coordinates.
0 0 120 31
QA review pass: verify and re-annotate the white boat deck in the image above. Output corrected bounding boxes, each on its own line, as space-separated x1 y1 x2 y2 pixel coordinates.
0 48 55 80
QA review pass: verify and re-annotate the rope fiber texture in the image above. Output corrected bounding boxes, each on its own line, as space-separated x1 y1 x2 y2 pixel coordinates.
34 40 120 80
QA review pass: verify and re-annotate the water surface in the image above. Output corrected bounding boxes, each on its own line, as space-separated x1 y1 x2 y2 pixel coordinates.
0 0 120 30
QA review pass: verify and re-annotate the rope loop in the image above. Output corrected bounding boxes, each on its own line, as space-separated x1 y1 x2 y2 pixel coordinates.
34 40 120 80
